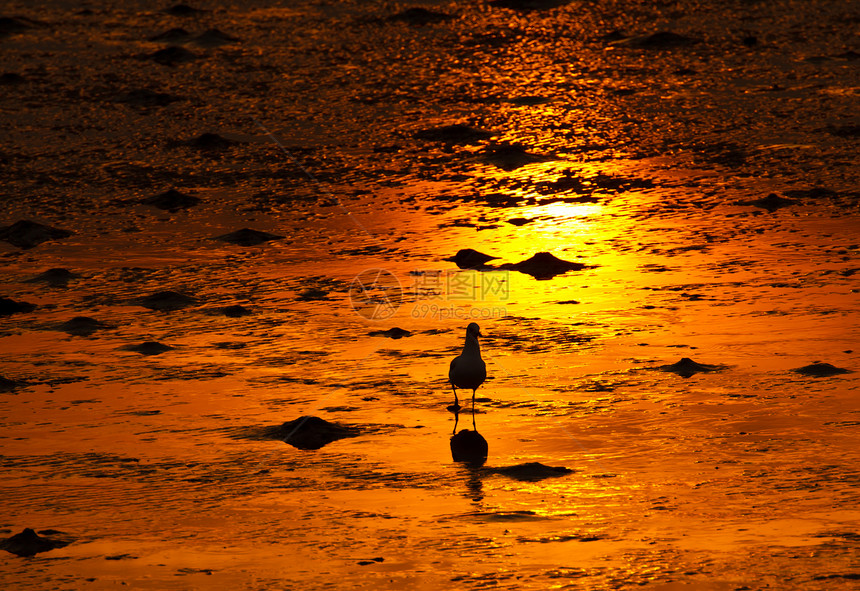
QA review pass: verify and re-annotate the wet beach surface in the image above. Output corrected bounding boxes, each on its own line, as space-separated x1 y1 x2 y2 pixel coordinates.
1 0 859 588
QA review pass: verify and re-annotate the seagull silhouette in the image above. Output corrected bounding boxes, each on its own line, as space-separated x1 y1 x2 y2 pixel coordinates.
448 322 487 414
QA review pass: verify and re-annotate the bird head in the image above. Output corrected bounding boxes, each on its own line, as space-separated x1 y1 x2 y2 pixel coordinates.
466 322 482 338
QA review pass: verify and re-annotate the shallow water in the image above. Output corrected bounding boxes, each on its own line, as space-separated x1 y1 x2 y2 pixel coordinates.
1 0 859 589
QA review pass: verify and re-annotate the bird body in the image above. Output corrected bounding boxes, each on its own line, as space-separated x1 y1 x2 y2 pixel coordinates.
448 323 486 412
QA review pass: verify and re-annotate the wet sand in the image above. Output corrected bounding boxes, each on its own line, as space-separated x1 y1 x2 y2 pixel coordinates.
1 0 859 589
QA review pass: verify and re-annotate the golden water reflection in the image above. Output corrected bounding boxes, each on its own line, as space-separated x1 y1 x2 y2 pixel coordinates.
1 0 859 588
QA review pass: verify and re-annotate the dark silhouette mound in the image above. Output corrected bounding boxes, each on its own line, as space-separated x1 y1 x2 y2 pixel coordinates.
792 363 851 377
296 288 329 301
488 462 574 482
123 341 173 355
1 528 69 557
222 304 251 317
482 143 547 171
0 297 36 316
133 291 197 311
368 327 411 339
184 132 236 149
148 27 191 43
193 28 240 48
0 375 21 392
58 317 110 336
611 31 700 49
507 217 534 226
279 416 361 450
489 0 571 10
26 268 80 287
659 357 724 378
387 7 454 25
147 45 198 65
215 228 286 246
450 429 488 466
115 88 181 108
164 3 206 16
739 193 797 212
0 16 45 38
0 72 25 85
141 189 201 211
500 252 592 279
414 124 492 144
0 219 73 249
446 248 499 269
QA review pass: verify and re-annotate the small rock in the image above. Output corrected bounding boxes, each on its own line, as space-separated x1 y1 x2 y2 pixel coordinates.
446 248 499 269
57 316 111 336
368 327 411 339
296 288 328 301
192 28 240 47
500 252 592 280
0 375 21 392
279 416 360 450
0 16 40 37
164 4 205 16
123 341 174 355
0 528 69 557
611 31 700 49
387 7 454 24
783 187 838 200
146 45 198 65
215 228 285 246
222 304 251 317
482 143 547 171
115 88 181 108
507 217 533 226
141 189 200 211
490 462 573 481
183 132 236 150
133 291 197 311
147 27 191 43
792 363 851 377
659 357 723 378
357 557 385 566
828 125 860 138
414 123 493 144
0 219 73 249
0 297 36 316
0 72 25 85
489 0 571 10
25 268 80 287
738 193 797 212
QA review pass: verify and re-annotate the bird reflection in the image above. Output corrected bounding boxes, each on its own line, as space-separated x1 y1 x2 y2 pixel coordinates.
449 389 488 468
450 406 488 503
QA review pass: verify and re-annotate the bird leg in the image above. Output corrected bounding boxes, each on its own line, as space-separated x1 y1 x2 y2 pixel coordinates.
447 384 461 413
471 389 477 431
